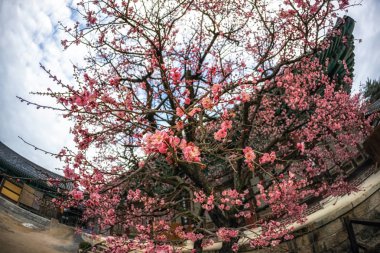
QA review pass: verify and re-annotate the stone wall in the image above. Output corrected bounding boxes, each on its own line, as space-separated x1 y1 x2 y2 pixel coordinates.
0 195 50 229
242 188 380 253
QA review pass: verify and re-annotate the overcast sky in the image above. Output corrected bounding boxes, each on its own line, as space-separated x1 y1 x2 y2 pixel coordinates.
0 0 83 174
0 0 379 174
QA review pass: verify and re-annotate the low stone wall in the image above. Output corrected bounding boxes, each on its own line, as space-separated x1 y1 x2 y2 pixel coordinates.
242 170 380 253
0 196 50 229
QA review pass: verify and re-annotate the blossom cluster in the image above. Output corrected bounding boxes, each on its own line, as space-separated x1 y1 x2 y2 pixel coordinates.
243 146 256 169
142 130 201 163
256 174 307 219
193 189 250 214
216 227 239 242
259 151 276 164
174 226 204 242
214 120 233 141
249 220 294 248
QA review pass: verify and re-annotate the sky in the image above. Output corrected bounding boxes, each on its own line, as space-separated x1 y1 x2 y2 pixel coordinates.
0 0 379 174
0 0 83 174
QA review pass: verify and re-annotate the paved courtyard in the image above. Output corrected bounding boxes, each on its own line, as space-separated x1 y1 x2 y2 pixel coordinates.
0 199 80 253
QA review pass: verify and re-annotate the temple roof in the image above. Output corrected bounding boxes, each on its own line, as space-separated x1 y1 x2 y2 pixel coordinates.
316 16 355 93
0 141 70 193
366 98 380 116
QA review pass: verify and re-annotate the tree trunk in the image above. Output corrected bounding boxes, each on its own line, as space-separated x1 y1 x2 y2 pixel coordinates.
219 237 239 253
193 239 203 253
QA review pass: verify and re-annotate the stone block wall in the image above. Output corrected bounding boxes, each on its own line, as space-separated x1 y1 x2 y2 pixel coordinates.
242 189 380 253
0 195 50 229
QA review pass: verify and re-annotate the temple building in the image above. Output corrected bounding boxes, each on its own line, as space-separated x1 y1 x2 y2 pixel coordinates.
0 141 72 219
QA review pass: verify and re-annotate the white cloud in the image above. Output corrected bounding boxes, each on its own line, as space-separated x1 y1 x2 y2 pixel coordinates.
0 0 85 173
347 0 380 92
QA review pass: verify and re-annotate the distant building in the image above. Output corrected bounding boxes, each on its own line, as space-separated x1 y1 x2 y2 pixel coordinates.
0 142 72 219
366 98 380 127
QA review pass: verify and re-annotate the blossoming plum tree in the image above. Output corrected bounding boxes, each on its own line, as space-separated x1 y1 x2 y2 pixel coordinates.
32 0 372 252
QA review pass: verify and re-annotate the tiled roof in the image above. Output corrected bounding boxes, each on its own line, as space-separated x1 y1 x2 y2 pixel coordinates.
366 98 380 116
0 142 69 191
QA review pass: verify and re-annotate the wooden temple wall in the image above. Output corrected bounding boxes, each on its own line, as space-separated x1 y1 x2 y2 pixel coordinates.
0 177 59 219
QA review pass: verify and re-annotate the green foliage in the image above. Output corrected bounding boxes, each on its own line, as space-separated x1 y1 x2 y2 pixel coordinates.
363 78 380 103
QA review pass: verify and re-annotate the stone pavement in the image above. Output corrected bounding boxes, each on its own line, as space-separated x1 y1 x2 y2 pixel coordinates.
0 196 82 253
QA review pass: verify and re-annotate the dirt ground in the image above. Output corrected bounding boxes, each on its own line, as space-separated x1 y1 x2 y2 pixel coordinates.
0 211 80 253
